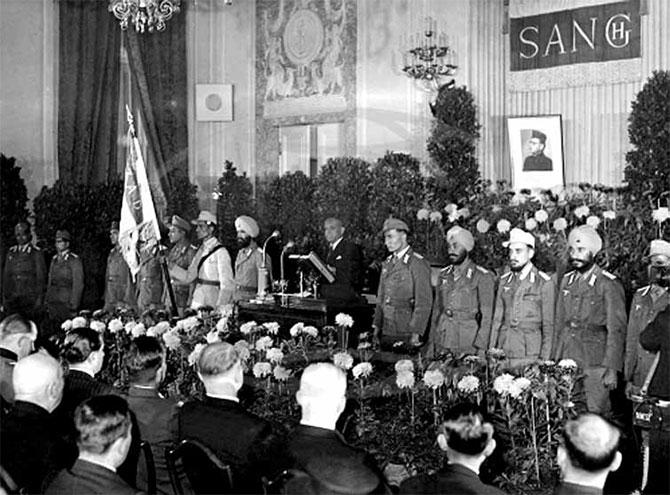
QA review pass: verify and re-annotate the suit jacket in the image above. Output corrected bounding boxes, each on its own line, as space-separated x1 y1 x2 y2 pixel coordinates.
400 463 505 495
179 396 284 493
45 459 139 495
59 369 114 417
639 306 670 400
523 153 553 171
553 481 602 495
0 401 72 493
287 424 383 494
322 238 364 303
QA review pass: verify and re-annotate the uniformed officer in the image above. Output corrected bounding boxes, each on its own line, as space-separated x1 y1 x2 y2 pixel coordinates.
169 211 234 312
372 218 432 348
165 215 197 314
45 229 84 322
136 236 164 312
427 226 495 357
553 225 627 414
624 239 670 397
103 221 136 312
489 228 556 368
233 215 271 302
1 222 46 318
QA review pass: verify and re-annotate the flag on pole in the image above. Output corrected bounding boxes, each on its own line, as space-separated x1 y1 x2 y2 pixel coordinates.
119 106 161 280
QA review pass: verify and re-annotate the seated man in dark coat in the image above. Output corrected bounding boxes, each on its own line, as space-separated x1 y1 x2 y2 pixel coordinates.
400 402 505 495
287 363 385 494
45 395 139 495
0 352 71 493
0 313 37 411
178 342 284 493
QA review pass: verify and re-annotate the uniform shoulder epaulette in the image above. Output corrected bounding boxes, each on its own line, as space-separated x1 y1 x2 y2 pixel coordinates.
475 265 489 274
636 285 650 293
52 254 58 260
413 252 424 259
538 270 551 281
601 270 617 280
71 253 79 258
9 246 17 252
32 245 41 251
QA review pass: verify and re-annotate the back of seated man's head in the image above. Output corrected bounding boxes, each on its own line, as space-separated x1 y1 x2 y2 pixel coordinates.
0 313 37 359
13 352 64 413
438 402 495 458
296 363 347 426
561 413 621 474
75 395 132 468
197 342 242 392
61 327 104 373
126 336 166 386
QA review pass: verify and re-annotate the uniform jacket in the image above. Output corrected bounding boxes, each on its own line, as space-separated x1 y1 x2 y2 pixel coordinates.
490 263 556 360
523 153 553 171
639 306 670 400
400 463 505 495
165 240 196 311
45 459 139 495
428 258 495 355
136 250 164 312
553 265 627 371
624 285 669 388
171 236 234 309
46 250 84 317
233 241 271 302
104 245 136 312
2 243 46 311
322 238 364 303
373 247 432 341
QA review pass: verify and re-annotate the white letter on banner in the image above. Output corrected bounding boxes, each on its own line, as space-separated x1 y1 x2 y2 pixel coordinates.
606 14 631 48
543 23 567 57
572 17 597 53
519 26 539 59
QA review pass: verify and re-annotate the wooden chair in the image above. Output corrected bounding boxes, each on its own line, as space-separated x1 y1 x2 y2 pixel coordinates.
165 439 234 495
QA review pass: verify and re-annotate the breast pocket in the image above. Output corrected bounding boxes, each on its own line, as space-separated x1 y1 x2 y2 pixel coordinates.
454 286 474 311
587 293 607 326
521 293 541 322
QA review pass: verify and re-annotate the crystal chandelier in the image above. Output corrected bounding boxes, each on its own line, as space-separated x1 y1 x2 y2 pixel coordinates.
108 0 181 33
402 17 457 91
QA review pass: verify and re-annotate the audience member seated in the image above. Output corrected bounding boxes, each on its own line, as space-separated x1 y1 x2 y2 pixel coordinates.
555 413 622 495
286 362 386 495
0 313 37 410
0 352 71 493
400 402 505 495
45 395 139 495
178 342 284 493
125 336 179 495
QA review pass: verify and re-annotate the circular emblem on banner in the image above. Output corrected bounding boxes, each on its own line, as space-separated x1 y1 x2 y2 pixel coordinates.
283 9 324 66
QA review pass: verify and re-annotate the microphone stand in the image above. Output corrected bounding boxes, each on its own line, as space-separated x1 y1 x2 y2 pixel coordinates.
258 231 279 298
280 242 295 302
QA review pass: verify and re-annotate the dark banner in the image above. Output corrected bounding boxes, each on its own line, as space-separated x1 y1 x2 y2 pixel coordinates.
510 0 640 71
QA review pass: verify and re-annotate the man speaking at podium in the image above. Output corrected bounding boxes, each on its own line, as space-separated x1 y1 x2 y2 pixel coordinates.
321 218 365 305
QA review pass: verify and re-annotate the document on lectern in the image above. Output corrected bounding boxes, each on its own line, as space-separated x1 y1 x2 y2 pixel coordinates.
307 251 335 283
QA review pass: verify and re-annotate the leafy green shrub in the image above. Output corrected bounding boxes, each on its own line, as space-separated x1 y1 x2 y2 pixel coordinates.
0 154 29 252
215 161 256 253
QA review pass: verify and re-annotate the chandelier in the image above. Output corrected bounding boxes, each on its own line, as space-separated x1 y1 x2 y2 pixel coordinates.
109 0 181 33
402 17 457 91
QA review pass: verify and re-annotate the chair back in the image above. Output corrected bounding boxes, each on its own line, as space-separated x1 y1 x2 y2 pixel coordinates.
166 439 234 495
139 440 157 495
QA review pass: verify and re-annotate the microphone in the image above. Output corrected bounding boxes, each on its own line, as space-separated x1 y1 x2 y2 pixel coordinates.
280 241 295 283
261 231 282 268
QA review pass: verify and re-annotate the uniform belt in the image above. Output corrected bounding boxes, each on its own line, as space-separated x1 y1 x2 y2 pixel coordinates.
196 278 220 287
567 322 606 331
442 308 478 319
383 297 415 309
236 284 256 292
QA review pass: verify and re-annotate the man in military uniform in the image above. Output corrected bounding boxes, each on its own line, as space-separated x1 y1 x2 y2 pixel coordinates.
136 236 164 313
2 222 46 319
233 215 271 302
553 225 627 415
372 218 432 348
522 130 553 171
164 215 196 315
624 239 670 397
103 221 135 312
489 228 556 368
428 226 495 357
169 211 234 312
45 230 84 322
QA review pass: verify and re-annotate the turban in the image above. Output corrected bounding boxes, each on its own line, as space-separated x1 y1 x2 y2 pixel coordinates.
446 226 474 252
649 239 670 266
235 215 259 238
192 211 217 226
503 228 535 249
568 225 602 255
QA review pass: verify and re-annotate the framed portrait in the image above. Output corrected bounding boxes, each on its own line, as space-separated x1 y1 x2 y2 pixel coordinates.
506 115 564 191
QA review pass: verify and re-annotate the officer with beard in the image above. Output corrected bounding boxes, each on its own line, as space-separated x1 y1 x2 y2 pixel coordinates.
553 225 626 415
427 226 495 357
232 216 271 302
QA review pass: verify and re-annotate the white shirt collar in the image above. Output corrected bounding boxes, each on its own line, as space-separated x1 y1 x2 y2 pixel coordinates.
330 237 343 251
206 392 239 403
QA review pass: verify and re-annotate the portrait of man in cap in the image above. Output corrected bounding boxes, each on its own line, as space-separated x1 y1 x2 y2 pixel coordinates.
522 129 553 171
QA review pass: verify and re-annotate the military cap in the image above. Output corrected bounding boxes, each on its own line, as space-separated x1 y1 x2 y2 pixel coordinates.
503 227 535 249
568 225 602 255
191 210 217 226
382 217 409 234
446 225 475 252
235 215 259 238
531 130 547 144
55 229 71 241
110 221 120 232
170 215 191 233
649 239 670 266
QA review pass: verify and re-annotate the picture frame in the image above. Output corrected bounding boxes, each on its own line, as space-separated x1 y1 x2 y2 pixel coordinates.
195 84 233 122
506 115 564 191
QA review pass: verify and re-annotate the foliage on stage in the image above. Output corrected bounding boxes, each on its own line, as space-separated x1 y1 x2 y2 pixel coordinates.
0 154 29 252
624 70 670 202
164 168 199 222
214 161 256 254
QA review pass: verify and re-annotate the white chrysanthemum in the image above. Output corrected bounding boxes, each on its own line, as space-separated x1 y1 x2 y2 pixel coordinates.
444 203 458 215
266 347 284 364
303 325 318 338
153 321 171 336
352 362 373 379
289 322 304 337
574 205 590 219
273 365 291 381
429 211 443 223
72 316 87 329
476 219 490 233
131 323 146 338
234 340 250 361
509 377 532 399
416 208 430 221
215 317 228 333
496 219 511 233
61 319 73 331
396 371 415 389
108 319 123 333
89 320 106 333
525 218 538 231
457 375 480 393
206 329 221 344
558 358 578 370
255 336 273 352
602 210 616 220
335 313 354 328
586 215 601 228
239 321 257 335
553 217 568 231
394 359 414 373
332 352 354 370
181 316 200 332
357 342 371 350
146 327 156 337
534 209 549 223
188 343 206 367
493 373 515 395
423 370 445 389
457 207 470 219
253 362 272 378
125 321 137 334
162 330 181 351
263 322 280 335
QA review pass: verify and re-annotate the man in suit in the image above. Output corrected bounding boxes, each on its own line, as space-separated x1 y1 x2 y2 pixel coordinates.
233 215 271 302
46 395 138 495
523 130 553 171
400 402 504 494
373 218 432 348
103 221 136 312
553 226 627 415
287 363 385 494
179 342 284 493
321 217 365 304
428 226 495 357
0 313 37 408
1 352 70 493
46 229 84 322
554 413 622 495
165 215 196 314
125 335 179 495
489 228 556 368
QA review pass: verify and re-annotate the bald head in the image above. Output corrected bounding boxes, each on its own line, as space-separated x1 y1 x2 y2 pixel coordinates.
13 352 64 412
562 413 621 472
297 363 347 428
